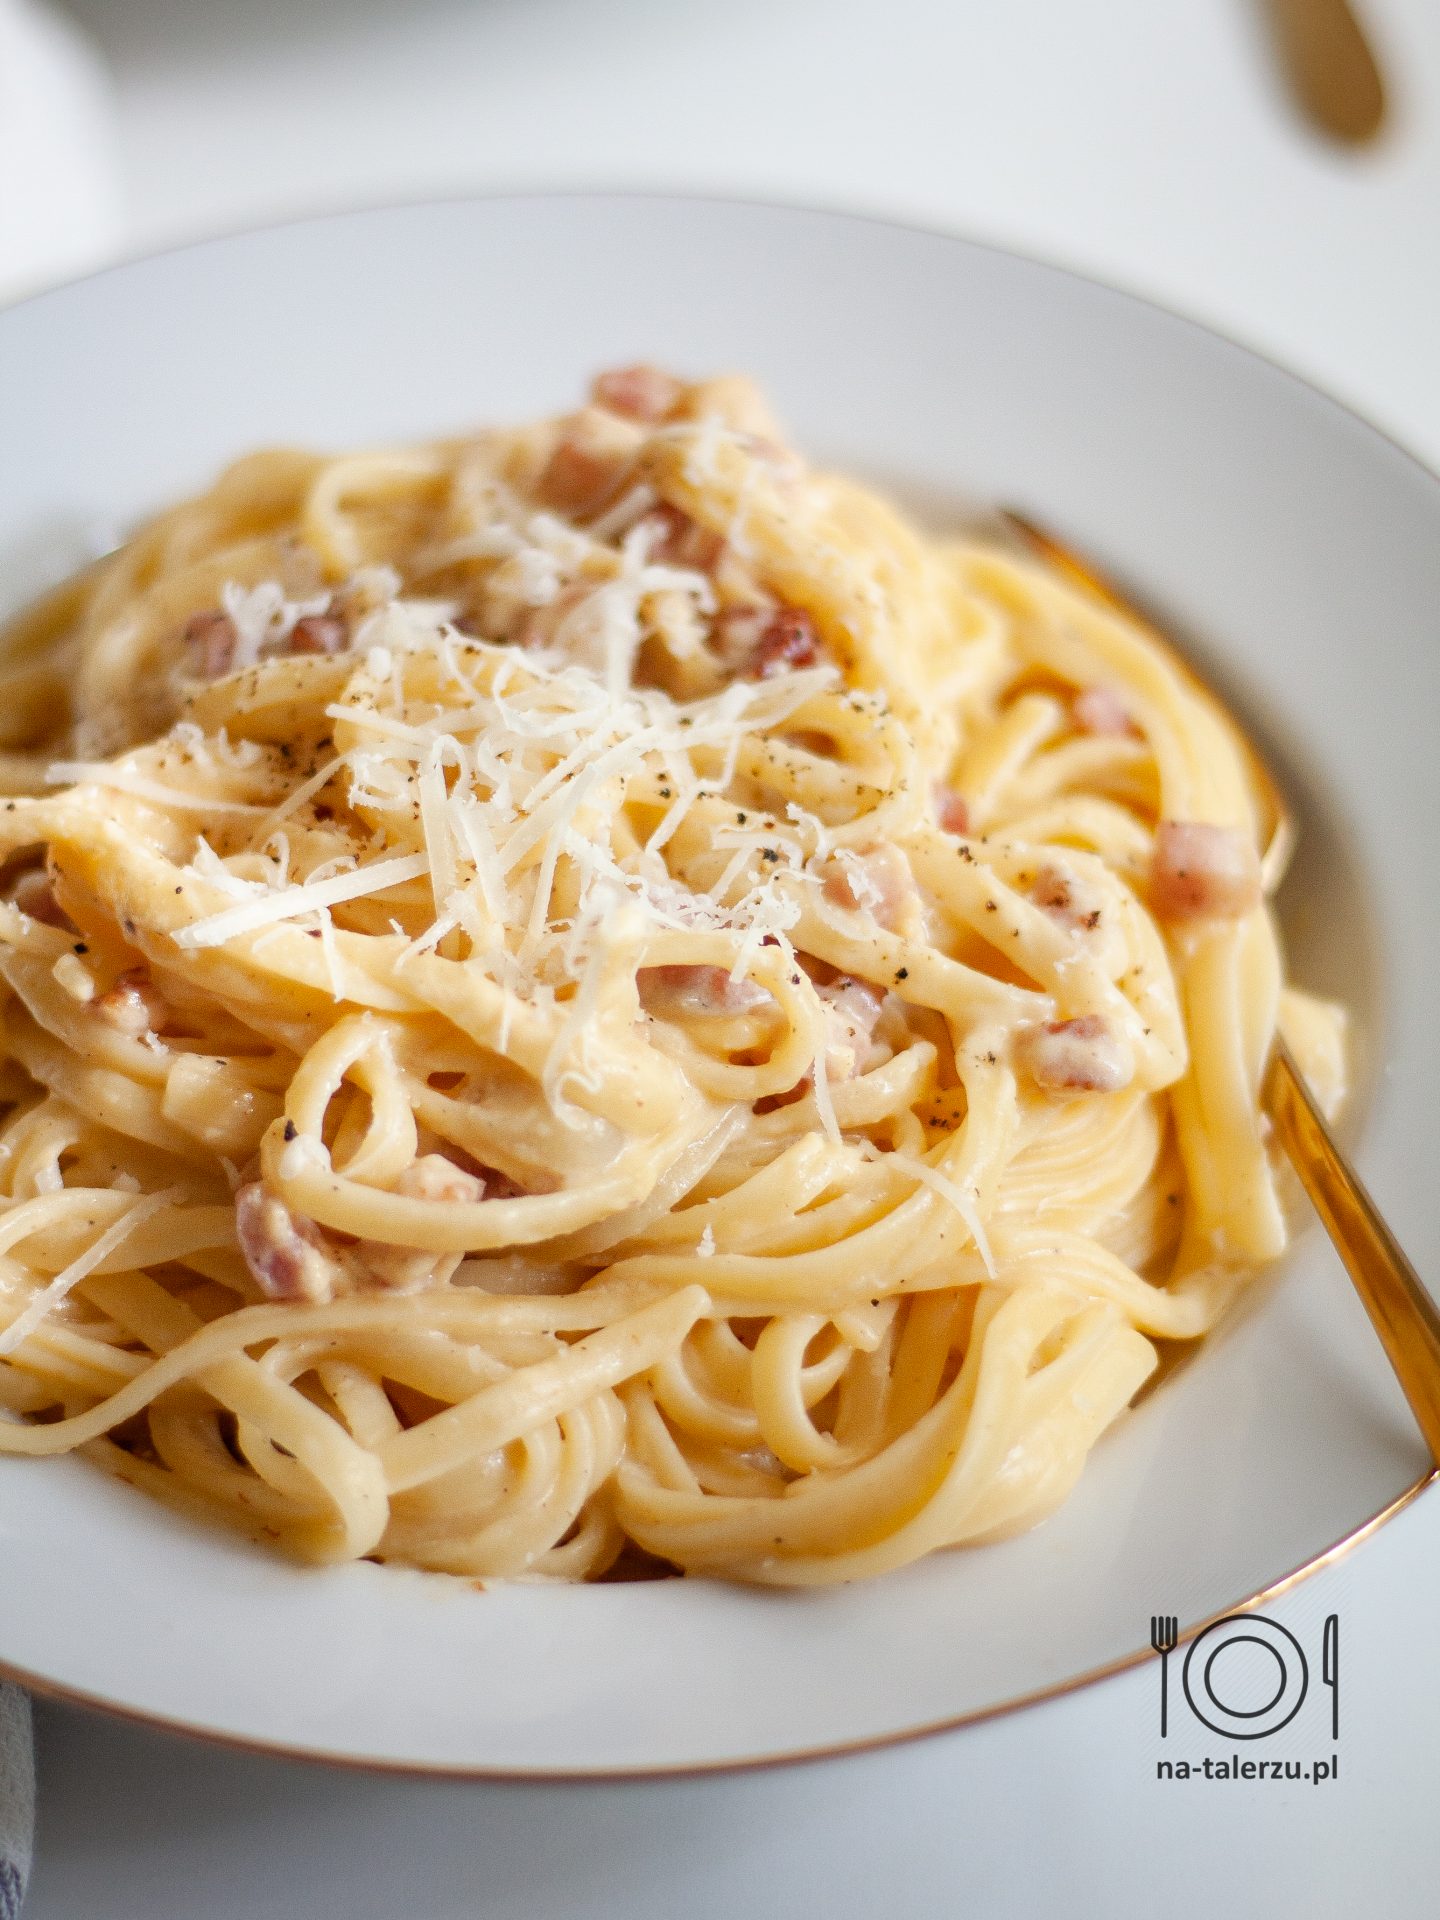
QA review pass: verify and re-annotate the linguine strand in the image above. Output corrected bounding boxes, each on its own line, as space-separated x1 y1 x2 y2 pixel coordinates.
0 369 1344 1584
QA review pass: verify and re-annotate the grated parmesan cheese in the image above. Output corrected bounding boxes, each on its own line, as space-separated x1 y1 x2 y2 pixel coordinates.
860 1140 996 1277
46 762 268 815
174 852 429 949
159 564 849 1148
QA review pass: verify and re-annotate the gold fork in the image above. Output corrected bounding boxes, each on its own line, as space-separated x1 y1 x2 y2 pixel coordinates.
1001 509 1440 1465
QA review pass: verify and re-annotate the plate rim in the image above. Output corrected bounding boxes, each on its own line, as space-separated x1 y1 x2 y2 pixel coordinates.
5 1472 1430 1778
5 182 1439 509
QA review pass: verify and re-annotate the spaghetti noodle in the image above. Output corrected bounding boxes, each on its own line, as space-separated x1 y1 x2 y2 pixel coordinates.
0 369 1344 1584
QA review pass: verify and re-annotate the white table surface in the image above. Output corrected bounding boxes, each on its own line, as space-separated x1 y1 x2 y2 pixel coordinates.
19 0 1440 1911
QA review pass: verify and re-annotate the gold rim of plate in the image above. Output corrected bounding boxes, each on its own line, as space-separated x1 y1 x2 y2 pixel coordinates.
2 1468 1430 1780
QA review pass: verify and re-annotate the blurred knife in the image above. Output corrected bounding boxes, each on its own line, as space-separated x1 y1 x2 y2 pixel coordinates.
1259 0 1388 144
1322 1613 1340 1741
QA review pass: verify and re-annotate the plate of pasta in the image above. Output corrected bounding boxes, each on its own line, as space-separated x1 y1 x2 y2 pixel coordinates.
0 195 1435 1774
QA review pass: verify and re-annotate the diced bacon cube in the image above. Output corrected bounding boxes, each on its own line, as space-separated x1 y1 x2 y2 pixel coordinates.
10 869 69 927
817 975 888 1078
1021 1015 1133 1095
714 604 821 680
820 845 914 932
183 609 239 678
934 784 971 835
1073 686 1137 737
819 975 886 1031
637 504 723 571
1031 865 1073 917
1150 821 1262 922
235 1182 336 1303
1029 862 1104 934
748 608 819 679
591 364 685 424
538 407 643 517
288 614 349 656
638 963 773 1018
358 1154 492 1290
93 968 167 1037
394 1153 486 1207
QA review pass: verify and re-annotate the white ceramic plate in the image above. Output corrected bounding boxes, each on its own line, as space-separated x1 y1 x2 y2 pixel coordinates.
0 195 1435 1775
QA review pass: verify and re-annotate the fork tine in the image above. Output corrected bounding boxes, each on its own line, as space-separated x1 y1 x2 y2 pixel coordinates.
1150 1615 1177 1653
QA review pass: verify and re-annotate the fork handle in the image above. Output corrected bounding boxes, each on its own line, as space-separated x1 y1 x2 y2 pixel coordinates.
1266 1039 1440 1462
1259 0 1387 145
1159 1653 1169 1739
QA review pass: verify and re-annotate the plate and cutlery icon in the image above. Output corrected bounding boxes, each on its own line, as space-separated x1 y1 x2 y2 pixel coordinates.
1150 1613 1339 1740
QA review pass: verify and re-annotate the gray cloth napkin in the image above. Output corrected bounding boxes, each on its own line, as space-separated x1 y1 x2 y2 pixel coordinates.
0 1684 33 1919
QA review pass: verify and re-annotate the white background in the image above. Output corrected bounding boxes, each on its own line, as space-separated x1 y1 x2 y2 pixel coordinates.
13 0 1440 1911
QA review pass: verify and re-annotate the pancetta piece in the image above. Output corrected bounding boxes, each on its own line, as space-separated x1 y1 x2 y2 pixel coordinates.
1073 686 1136 737
358 1154 489 1290
591 364 685 424
817 975 888 1079
638 964 773 1019
10 869 69 927
712 603 822 680
820 844 915 932
1021 1015 1134 1095
92 969 168 1037
1029 862 1104 935
636 504 723 571
393 1153 487 1207
537 407 643 517
234 1183 337 1303
1150 821 1262 922
183 609 239 678
933 784 971 835
287 613 349 656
